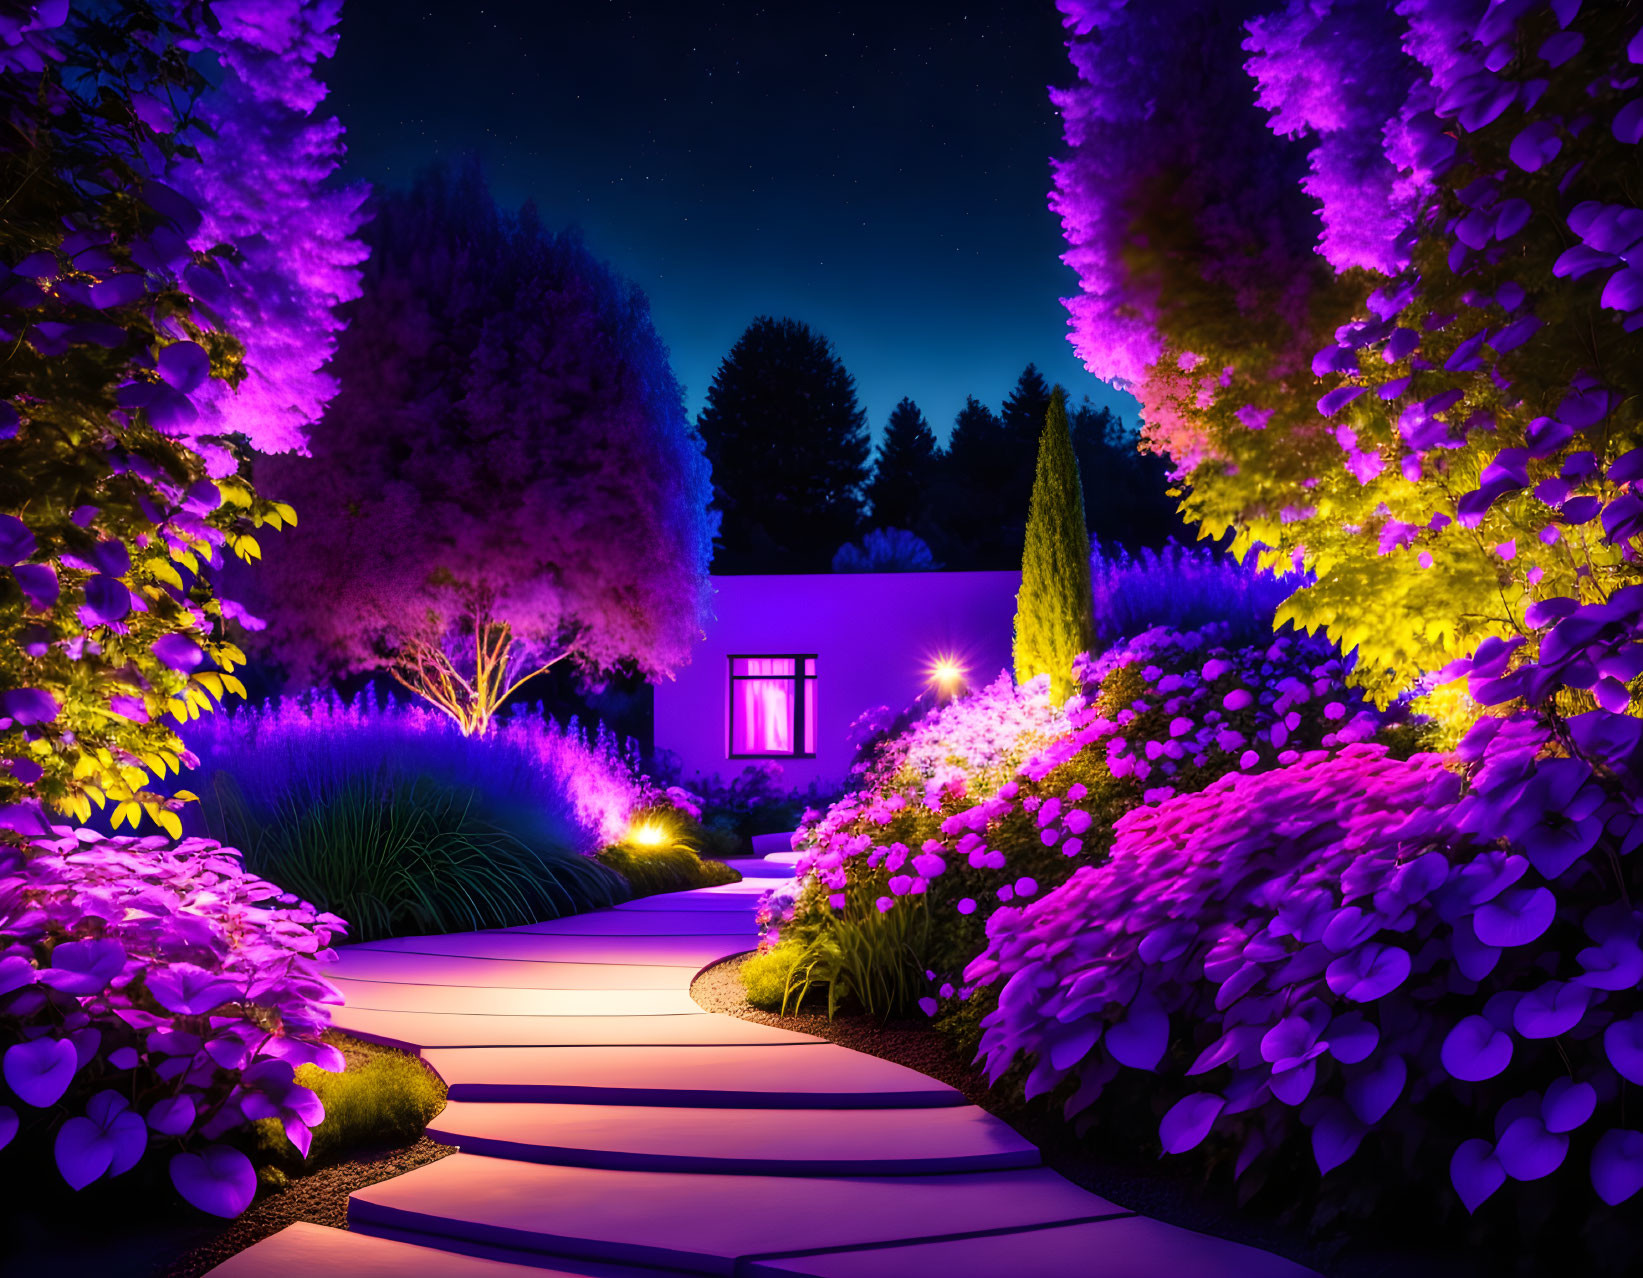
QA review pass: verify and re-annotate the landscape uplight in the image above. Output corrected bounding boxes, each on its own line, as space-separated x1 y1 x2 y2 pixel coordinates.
628 821 669 848
931 656 966 692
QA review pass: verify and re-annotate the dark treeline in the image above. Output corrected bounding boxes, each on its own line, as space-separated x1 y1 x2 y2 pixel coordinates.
697 316 1183 573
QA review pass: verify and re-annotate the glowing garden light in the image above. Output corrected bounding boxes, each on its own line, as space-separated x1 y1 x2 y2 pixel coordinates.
628 821 670 848
930 656 966 689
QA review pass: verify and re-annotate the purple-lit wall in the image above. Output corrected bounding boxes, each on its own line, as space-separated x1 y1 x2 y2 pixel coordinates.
654 571 1021 789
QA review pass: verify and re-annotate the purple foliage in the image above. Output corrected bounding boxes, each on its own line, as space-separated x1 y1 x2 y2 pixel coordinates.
1089 540 1301 646
183 690 652 850
1050 0 1323 385
163 0 369 457
1 0 362 822
0 827 344 1215
969 693 1643 1218
245 164 715 725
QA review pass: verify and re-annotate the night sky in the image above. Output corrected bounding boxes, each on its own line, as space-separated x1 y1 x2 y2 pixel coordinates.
324 0 1138 444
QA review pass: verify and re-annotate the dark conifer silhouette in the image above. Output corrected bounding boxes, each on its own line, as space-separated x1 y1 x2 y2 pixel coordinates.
697 317 870 572
866 397 940 531
927 395 1016 569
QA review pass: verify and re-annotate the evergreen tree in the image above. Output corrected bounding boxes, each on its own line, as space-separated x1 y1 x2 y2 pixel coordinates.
866 397 939 530
697 317 870 572
1001 363 1054 455
928 395 1014 569
1014 387 1095 702
995 364 1057 554
1069 399 1185 548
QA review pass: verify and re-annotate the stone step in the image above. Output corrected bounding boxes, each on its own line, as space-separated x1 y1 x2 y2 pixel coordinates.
202 1221 645 1277
717 858 794 879
427 1099 1037 1175
513 911 758 937
331 1007 818 1051
329 949 700 990
760 850 804 865
612 893 764 913
348 1155 1118 1276
330 976 699 1017
750 832 797 855
424 1042 962 1108
744 1215 1323 1278
353 931 753 967
659 879 770 895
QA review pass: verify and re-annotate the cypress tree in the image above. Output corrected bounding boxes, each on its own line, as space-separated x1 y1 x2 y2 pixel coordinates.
1013 387 1096 702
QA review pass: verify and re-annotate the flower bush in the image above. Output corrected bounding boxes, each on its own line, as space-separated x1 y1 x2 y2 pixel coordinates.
0 826 345 1218
966 542 1643 1248
967 700 1643 1243
1089 540 1300 648
762 615 1388 1012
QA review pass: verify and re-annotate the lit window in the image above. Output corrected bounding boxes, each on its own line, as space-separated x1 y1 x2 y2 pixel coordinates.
729 655 817 758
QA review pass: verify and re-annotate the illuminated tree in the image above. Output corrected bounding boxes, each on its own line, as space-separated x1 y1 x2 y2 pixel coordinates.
0 0 363 831
250 164 716 735
1014 387 1094 701
1052 0 1643 714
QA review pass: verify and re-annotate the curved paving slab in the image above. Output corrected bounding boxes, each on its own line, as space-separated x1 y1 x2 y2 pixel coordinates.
424 1041 961 1107
348 1156 1121 1274
331 1007 818 1050
202 1222 631 1278
329 951 701 988
218 879 1319 1278
353 930 751 965
513 910 761 936
328 976 700 1016
717 857 793 879
743 1215 1321 1278
426 1099 1039 1175
612 893 763 912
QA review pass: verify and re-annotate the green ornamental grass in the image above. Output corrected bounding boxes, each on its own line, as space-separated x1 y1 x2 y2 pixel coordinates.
208 769 622 943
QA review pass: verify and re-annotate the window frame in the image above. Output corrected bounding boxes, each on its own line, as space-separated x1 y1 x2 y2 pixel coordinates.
726 653 818 760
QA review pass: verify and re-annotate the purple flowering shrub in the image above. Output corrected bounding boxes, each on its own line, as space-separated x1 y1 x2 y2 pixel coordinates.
0 827 345 1218
968 700 1643 1235
1052 0 1643 714
765 622 1388 1006
1090 540 1302 648
178 693 698 939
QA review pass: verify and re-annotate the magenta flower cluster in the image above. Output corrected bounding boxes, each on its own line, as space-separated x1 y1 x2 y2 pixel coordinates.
0 827 346 1218
767 620 1384 1003
968 693 1643 1215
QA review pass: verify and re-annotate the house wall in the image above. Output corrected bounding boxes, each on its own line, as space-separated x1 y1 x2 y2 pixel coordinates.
653 571 1021 790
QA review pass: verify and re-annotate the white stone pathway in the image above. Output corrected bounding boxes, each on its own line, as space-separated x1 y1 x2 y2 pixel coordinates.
208 854 1319 1277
